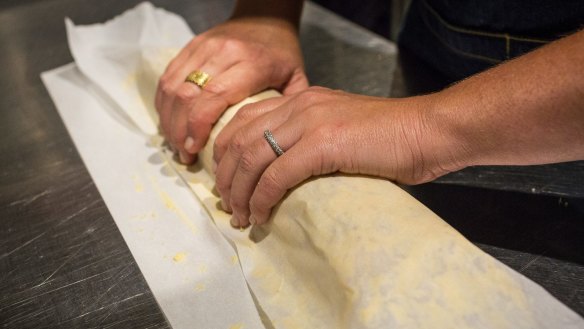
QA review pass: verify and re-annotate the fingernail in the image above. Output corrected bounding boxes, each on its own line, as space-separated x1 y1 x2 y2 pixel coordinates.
220 199 228 211
179 152 189 164
249 215 256 225
230 216 239 228
184 137 195 152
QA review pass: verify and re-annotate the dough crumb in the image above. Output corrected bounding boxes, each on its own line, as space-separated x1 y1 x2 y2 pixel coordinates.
131 174 144 192
173 252 187 263
195 283 206 292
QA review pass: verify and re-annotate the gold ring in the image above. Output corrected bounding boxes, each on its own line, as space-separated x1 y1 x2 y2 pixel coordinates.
185 70 212 88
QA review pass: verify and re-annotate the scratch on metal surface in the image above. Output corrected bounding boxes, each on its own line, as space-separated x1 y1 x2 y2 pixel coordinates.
98 308 151 329
79 264 134 314
0 232 46 260
519 254 543 273
62 293 145 324
8 189 51 206
34 245 85 288
0 273 103 312
95 308 115 328
57 204 91 226
0 267 17 284
3 295 56 327
2 304 38 327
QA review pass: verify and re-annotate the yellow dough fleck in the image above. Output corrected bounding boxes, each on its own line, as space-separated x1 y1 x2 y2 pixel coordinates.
172 252 187 263
147 175 198 235
131 174 144 192
195 283 206 292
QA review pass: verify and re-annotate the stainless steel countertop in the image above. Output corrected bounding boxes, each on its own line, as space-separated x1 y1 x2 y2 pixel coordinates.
1 0 582 327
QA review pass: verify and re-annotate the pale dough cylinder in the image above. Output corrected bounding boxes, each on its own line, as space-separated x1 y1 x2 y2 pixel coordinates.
140 50 584 329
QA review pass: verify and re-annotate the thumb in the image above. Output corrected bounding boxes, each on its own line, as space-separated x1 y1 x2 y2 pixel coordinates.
281 69 309 95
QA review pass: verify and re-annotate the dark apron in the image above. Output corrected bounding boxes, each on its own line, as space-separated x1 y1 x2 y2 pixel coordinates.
398 0 584 81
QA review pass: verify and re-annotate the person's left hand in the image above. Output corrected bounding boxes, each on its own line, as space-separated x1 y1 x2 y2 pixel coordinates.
155 16 308 165
213 87 463 228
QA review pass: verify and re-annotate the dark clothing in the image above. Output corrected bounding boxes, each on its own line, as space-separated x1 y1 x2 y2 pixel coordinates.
398 0 584 81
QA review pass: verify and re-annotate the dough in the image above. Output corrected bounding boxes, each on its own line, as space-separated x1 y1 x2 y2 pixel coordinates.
140 50 584 329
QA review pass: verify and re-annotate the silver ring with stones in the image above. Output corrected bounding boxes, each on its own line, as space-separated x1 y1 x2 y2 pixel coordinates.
264 130 284 157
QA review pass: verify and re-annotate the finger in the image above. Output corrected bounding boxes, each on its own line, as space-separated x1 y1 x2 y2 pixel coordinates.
213 96 290 166
169 45 242 95
250 128 340 225
163 38 202 78
229 125 303 227
156 38 203 114
167 83 199 163
281 68 309 95
157 42 227 139
169 58 238 162
155 47 188 112
183 62 280 154
214 104 294 214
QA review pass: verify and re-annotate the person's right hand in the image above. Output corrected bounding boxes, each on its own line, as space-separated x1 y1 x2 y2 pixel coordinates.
155 16 309 164
212 87 466 227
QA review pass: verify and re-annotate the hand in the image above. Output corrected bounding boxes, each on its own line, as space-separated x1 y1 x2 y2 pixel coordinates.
213 87 464 227
155 16 308 164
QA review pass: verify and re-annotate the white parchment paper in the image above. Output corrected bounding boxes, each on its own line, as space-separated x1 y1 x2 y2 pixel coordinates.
43 3 266 329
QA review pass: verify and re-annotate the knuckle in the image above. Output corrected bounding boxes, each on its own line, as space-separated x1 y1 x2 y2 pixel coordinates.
238 151 258 175
258 168 282 197
213 136 228 160
229 197 247 213
204 37 221 50
233 104 256 121
203 80 227 96
159 76 174 95
187 114 212 143
248 198 261 215
222 38 245 54
187 110 210 127
228 133 247 156
297 87 323 104
175 85 197 104
215 177 230 197
169 127 185 146
304 86 328 95
248 198 265 219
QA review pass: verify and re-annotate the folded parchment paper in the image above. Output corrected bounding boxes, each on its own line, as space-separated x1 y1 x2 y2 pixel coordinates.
43 2 584 328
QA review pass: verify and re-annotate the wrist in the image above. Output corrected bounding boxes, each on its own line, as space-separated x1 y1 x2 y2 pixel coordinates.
415 92 474 180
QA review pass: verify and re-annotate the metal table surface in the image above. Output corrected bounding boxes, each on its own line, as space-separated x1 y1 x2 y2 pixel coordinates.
0 0 582 328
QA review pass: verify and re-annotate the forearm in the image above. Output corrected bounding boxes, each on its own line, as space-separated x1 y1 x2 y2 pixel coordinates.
432 29 584 170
